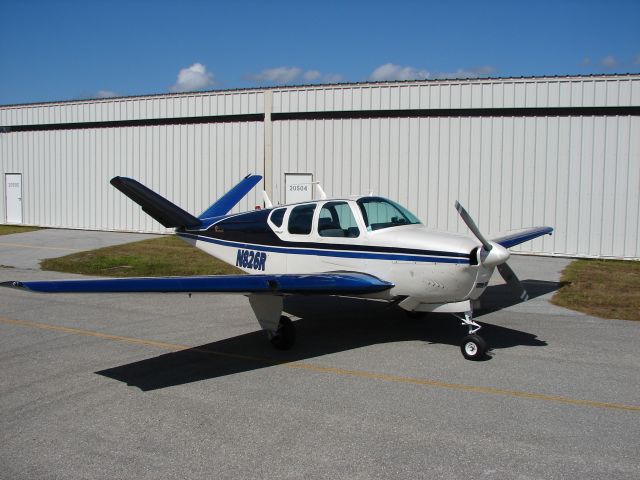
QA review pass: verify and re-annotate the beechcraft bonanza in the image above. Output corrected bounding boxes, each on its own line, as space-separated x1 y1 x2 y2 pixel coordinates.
2 174 552 360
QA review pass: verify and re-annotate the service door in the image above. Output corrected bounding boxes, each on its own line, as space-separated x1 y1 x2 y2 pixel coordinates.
5 173 23 224
285 173 313 204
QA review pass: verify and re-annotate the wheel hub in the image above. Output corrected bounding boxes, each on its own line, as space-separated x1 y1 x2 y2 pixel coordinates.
464 342 478 356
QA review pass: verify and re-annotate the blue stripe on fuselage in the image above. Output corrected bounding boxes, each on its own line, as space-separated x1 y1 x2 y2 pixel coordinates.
178 232 470 264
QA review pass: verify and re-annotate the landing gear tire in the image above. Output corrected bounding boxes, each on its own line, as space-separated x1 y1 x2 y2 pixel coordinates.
270 316 296 350
460 334 487 361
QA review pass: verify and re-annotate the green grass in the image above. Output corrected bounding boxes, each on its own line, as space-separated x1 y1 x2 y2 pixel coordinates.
0 225 43 235
551 259 640 321
40 235 243 277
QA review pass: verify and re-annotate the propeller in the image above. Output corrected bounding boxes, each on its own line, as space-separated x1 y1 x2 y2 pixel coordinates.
455 201 492 251
455 201 528 301
497 262 529 301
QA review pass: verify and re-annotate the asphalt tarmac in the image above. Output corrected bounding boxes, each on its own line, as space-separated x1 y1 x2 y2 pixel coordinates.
0 230 638 479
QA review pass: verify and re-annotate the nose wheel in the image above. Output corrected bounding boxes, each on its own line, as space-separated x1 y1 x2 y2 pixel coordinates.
455 310 488 360
269 316 296 350
460 334 487 360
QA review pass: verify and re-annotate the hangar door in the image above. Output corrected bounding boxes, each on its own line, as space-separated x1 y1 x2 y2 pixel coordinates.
5 173 23 224
285 173 313 204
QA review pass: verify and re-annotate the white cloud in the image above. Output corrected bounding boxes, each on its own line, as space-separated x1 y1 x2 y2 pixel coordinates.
601 55 618 68
369 63 430 81
303 70 321 81
581 57 591 66
469 65 496 76
248 66 344 85
433 66 496 79
322 73 344 84
369 63 495 82
634 55 640 65
170 63 215 92
249 66 302 84
94 90 118 99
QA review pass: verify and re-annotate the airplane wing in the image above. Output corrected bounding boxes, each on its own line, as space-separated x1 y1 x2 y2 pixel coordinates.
0 272 393 295
492 226 553 249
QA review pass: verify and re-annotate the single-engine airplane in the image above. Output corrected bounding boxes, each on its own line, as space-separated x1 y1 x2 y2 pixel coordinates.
2 174 552 360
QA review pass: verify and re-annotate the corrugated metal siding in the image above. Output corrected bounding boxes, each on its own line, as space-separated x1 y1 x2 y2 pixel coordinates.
0 91 264 126
272 77 640 112
1 75 639 258
0 122 264 233
272 114 639 259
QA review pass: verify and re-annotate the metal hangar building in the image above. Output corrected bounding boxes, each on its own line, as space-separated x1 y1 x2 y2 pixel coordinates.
1 74 639 259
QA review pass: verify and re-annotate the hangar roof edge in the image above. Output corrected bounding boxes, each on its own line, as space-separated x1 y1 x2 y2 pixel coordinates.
2 73 640 110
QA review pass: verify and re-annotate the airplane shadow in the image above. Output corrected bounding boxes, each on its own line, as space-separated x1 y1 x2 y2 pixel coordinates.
96 280 560 391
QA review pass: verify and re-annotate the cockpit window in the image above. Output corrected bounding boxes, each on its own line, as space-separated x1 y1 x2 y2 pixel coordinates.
318 202 360 238
288 204 316 235
356 197 421 231
270 208 286 227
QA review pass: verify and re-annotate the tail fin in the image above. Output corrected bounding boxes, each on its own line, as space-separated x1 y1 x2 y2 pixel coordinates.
198 174 262 220
110 177 201 228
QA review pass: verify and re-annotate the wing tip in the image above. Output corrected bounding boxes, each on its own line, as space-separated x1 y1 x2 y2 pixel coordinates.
0 281 28 291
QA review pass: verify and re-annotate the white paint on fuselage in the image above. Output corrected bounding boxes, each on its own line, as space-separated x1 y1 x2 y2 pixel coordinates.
178 196 493 307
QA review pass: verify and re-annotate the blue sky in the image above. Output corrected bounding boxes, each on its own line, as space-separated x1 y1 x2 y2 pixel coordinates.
1 0 639 105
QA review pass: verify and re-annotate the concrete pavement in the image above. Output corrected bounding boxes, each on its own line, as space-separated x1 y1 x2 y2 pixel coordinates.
0 230 638 479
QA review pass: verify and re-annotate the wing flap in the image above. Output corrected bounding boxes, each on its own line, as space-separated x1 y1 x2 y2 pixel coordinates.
1 272 393 295
492 226 554 249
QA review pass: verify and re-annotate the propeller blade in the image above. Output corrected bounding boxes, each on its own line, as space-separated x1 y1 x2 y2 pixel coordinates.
454 201 493 251
497 262 529 302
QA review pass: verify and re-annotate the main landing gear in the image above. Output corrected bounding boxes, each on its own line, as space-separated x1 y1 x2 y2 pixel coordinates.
248 295 297 350
456 311 488 361
269 316 296 350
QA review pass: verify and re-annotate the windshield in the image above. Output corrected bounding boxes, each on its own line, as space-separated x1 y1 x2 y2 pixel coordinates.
356 197 422 231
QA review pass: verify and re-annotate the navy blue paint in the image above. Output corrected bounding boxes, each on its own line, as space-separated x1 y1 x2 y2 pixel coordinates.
179 232 470 264
111 176 201 228
198 174 263 220
493 227 554 249
3 272 393 295
185 209 471 259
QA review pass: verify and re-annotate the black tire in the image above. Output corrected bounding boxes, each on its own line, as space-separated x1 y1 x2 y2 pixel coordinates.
270 316 296 350
460 334 487 360
405 310 427 319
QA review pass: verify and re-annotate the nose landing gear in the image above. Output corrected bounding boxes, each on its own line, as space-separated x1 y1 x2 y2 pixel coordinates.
460 334 487 360
456 311 488 360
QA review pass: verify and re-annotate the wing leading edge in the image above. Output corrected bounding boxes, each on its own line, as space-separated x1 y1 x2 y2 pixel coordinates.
492 226 553 249
1 272 393 295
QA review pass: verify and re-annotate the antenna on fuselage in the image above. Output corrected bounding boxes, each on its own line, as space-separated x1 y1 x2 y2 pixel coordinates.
262 190 273 208
314 182 327 200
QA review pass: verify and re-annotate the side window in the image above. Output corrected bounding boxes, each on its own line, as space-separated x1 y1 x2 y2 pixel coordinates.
288 204 316 235
318 202 360 238
270 208 286 228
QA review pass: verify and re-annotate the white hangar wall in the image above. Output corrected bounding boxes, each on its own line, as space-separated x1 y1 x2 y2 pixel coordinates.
1 75 639 259
272 115 639 259
271 77 640 259
0 91 265 234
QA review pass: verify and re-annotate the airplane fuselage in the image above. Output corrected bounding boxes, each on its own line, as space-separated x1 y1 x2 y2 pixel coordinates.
178 196 493 311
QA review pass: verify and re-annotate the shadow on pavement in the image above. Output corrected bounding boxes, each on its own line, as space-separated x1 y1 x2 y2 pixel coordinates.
475 279 564 316
97 280 560 391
